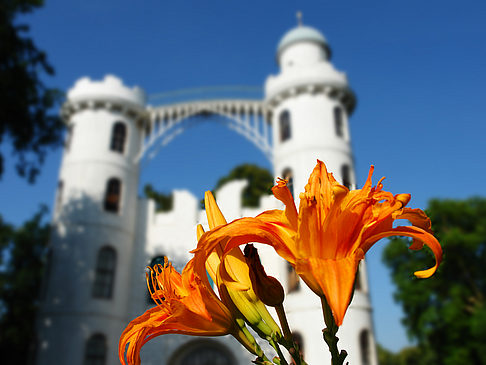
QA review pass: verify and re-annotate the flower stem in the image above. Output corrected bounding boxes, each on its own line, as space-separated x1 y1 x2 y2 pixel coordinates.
320 296 348 365
269 337 289 365
275 304 292 341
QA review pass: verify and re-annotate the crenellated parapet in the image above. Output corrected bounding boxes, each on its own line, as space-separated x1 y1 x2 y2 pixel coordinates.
61 75 150 126
265 79 356 114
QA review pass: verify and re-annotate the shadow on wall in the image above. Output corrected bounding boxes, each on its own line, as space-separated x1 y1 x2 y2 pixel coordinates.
37 192 135 364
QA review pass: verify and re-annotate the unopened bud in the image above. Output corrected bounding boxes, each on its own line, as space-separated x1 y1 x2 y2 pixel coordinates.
244 244 284 307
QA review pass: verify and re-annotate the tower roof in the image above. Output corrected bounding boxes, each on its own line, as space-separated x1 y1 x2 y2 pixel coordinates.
277 25 329 56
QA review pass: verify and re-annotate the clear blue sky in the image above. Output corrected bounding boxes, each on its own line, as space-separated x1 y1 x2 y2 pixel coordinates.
1 0 485 353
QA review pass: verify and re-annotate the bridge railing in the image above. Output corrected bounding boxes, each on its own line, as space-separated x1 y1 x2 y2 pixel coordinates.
148 86 264 107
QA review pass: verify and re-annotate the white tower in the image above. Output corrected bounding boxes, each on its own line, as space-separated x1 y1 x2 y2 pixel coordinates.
264 22 378 365
36 75 148 365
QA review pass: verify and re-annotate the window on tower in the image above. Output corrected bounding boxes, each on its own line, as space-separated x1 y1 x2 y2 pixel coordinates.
104 178 121 213
83 333 107 365
170 340 235 365
359 330 371 365
279 110 291 142
282 168 294 197
110 121 127 153
65 124 74 151
287 261 300 293
334 106 344 138
341 164 352 189
56 180 64 213
92 246 116 299
147 255 166 304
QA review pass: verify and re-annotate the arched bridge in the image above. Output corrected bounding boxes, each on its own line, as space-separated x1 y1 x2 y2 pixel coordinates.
138 94 273 164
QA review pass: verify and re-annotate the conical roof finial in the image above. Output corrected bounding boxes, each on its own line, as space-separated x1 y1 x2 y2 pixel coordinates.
296 11 303 26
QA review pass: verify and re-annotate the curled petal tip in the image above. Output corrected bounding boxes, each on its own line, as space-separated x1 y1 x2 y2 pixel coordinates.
332 184 348 198
396 194 411 206
414 267 437 279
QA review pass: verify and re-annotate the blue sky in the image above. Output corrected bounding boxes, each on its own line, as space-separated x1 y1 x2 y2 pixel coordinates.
1 0 485 353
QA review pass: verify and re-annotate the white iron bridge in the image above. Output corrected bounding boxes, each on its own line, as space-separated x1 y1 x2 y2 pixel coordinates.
137 86 273 164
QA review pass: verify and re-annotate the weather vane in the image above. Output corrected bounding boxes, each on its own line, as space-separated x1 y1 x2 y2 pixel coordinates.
296 11 303 26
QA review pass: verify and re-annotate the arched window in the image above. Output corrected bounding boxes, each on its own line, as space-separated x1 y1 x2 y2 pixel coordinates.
110 121 127 153
83 333 107 365
341 164 351 189
56 180 63 213
65 125 74 151
359 330 371 365
279 110 291 142
287 261 300 293
282 168 294 197
92 247 116 299
147 255 166 304
170 339 235 365
104 178 121 213
334 106 344 138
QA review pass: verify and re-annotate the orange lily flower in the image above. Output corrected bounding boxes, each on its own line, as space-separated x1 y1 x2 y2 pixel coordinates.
118 258 253 365
197 160 442 327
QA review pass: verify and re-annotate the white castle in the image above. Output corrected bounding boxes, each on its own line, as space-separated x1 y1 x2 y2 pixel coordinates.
36 21 378 365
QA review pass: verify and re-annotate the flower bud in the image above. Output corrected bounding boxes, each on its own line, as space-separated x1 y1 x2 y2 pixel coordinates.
244 244 285 307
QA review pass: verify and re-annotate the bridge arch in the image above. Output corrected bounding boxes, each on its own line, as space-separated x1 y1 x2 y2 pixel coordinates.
137 99 273 164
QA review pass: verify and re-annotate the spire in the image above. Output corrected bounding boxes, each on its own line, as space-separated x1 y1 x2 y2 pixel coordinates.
296 11 303 27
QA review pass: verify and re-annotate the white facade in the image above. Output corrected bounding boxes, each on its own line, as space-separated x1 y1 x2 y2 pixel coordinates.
36 24 378 365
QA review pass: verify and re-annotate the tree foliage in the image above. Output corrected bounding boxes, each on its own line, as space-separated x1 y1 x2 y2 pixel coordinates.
0 206 51 364
144 184 173 212
0 0 64 182
377 344 433 365
213 163 273 207
383 197 486 365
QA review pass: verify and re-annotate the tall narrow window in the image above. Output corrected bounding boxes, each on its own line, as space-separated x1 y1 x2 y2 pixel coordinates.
65 125 74 151
282 168 294 197
147 255 165 304
279 110 291 142
104 178 121 213
341 164 351 189
92 247 116 299
334 106 344 137
359 330 371 365
287 262 300 293
56 180 64 213
83 333 106 365
110 122 127 153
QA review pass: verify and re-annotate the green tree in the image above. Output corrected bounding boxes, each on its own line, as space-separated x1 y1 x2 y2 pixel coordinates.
144 184 173 212
377 344 431 365
213 163 273 207
383 197 486 365
1 0 64 182
0 206 50 364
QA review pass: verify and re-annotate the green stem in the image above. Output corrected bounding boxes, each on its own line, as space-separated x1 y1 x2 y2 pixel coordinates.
275 304 292 341
269 337 289 365
320 296 348 365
